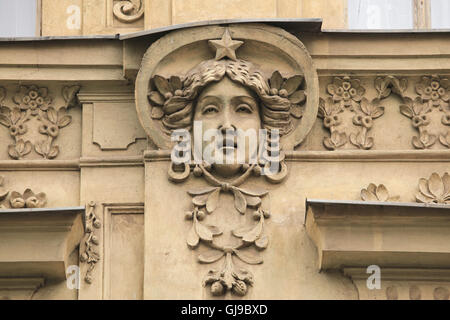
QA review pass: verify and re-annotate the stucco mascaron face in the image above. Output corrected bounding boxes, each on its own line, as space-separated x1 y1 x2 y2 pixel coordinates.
135 24 319 297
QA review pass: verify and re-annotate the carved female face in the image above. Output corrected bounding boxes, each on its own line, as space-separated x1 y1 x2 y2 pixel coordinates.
193 77 261 177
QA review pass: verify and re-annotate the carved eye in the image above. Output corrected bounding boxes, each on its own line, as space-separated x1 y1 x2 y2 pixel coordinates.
235 104 252 114
202 105 219 114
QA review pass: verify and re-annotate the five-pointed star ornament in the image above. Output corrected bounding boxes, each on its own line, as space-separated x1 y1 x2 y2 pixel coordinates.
208 29 244 61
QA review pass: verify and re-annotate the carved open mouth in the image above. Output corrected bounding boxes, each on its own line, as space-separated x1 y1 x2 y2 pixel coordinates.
217 138 238 154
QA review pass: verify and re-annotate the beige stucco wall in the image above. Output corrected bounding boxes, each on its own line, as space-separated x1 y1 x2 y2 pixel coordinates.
1 17 450 300
41 0 347 36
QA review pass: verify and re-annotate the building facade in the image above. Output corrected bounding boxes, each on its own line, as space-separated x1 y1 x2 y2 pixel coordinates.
0 0 450 300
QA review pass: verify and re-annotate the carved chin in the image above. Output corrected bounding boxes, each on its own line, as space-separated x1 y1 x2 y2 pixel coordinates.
212 163 242 177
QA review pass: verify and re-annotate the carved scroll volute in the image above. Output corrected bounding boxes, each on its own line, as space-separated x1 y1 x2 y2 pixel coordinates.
136 25 319 296
113 0 144 23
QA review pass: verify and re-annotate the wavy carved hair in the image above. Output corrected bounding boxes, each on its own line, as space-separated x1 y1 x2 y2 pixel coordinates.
161 59 293 135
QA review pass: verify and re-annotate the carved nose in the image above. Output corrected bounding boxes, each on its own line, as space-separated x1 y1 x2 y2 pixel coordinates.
218 113 236 133
219 123 236 134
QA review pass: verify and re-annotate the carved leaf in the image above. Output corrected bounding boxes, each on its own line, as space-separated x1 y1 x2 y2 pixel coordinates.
169 76 182 91
419 178 434 198
245 196 261 208
8 145 19 159
362 137 374 150
15 139 31 157
206 188 220 213
376 184 389 202
238 187 268 197
289 90 306 104
151 106 164 119
188 187 218 196
326 131 347 149
428 173 444 198
370 99 385 119
186 225 200 248
10 108 21 124
242 219 263 244
198 250 224 263
207 225 222 236
371 106 384 119
282 75 303 95
393 78 408 96
412 136 425 149
416 192 433 203
318 98 326 118
46 107 58 124
270 71 283 90
58 115 72 128
36 192 47 207
400 104 413 118
361 189 377 201
47 145 59 159
23 188 34 200
255 235 269 250
22 141 32 157
323 137 335 150
192 194 208 206
290 105 303 119
232 188 247 214
232 225 254 238
195 219 213 242
360 98 370 115
349 133 359 147
443 173 450 195
419 131 436 148
57 108 72 128
0 113 10 127
234 249 263 265
374 77 391 98
34 141 44 157
153 75 172 95
148 91 165 106
62 85 77 102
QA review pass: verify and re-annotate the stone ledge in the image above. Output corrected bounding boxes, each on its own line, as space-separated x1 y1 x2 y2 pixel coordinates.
0 207 85 281
305 199 450 270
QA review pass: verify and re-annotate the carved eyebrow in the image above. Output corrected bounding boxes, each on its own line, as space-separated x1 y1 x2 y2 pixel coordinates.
232 96 257 110
197 96 221 106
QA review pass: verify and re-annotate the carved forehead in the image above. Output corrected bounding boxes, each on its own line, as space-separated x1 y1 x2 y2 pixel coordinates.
197 77 258 101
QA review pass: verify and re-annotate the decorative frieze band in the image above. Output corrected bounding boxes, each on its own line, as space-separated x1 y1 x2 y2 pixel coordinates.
318 74 450 151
